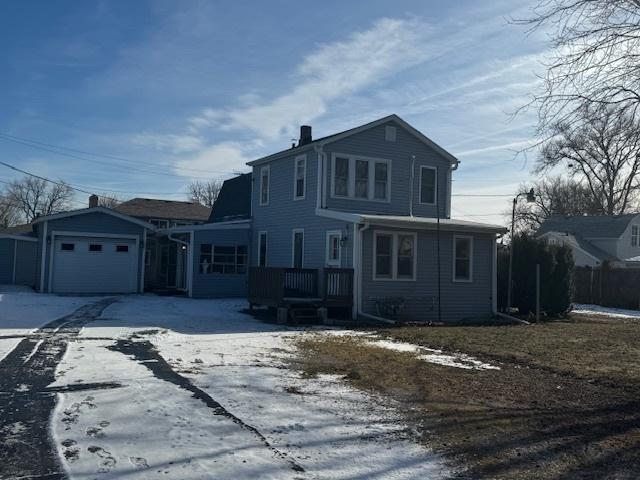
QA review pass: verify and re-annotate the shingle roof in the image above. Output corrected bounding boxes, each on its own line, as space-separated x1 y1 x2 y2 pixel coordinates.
538 214 640 239
115 198 211 222
571 233 616 261
209 174 252 223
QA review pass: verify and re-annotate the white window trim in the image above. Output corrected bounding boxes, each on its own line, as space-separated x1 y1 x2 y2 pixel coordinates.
325 230 342 267
372 230 417 281
293 155 307 201
259 165 270 206
330 153 391 203
453 235 474 283
258 231 268 267
291 228 305 268
418 165 438 206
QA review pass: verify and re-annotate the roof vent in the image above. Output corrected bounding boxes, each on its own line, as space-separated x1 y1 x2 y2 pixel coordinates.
299 125 312 146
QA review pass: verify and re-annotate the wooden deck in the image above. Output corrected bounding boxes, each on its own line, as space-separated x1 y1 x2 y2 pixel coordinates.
248 267 354 308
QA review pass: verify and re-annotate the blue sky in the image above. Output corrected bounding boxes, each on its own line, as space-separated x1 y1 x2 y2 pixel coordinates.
0 0 547 222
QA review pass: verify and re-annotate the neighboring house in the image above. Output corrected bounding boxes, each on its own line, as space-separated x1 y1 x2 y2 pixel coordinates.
2 114 507 323
538 214 640 268
114 198 211 291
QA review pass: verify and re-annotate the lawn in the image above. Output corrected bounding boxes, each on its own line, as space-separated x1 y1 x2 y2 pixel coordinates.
294 313 640 479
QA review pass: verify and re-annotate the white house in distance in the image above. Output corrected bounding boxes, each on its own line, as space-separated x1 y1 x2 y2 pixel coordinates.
537 214 640 268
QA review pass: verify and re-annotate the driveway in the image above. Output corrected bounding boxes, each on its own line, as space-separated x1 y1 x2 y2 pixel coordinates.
0 291 448 479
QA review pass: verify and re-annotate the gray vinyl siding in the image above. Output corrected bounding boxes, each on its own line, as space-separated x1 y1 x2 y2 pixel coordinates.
361 228 494 323
36 213 146 292
251 149 354 269
324 121 451 218
191 228 250 298
0 239 14 284
15 241 37 286
613 220 640 261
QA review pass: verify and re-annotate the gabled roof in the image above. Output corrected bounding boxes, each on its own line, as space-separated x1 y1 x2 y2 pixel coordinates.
209 173 252 223
539 231 616 262
246 114 460 167
538 214 640 239
33 207 155 230
115 198 211 222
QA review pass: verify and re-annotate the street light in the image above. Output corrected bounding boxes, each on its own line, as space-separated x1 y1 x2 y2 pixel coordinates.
507 188 535 312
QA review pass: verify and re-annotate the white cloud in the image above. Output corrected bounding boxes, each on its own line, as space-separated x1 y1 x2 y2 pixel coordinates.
173 142 250 179
132 133 206 154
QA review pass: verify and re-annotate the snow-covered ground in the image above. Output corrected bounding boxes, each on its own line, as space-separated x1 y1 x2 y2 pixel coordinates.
0 286 97 360
25 294 449 479
573 303 640 319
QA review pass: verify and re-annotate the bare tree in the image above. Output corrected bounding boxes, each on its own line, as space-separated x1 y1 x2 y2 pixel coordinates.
0 194 19 228
513 177 602 232
536 104 640 215
98 194 124 209
519 0 640 129
188 179 222 207
7 176 74 222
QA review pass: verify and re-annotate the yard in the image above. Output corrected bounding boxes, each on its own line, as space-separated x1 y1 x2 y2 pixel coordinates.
295 311 640 479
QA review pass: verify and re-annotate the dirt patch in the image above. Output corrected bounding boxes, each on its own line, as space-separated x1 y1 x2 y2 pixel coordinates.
294 316 640 479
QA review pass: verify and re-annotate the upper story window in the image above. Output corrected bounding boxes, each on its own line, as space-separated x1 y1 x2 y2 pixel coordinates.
632 225 639 247
373 231 416 281
260 165 270 206
385 126 397 142
419 166 437 205
331 154 390 202
294 156 306 200
453 235 473 282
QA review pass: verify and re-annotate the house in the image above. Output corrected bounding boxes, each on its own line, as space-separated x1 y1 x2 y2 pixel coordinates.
537 214 640 268
2 114 507 323
0 223 38 287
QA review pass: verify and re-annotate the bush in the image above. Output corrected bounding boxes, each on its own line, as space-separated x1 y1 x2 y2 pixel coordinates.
497 234 574 317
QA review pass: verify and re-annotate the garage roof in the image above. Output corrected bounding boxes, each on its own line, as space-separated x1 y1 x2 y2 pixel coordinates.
33 207 156 229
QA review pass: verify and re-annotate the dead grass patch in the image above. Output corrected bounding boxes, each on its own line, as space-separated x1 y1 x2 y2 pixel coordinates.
293 316 640 479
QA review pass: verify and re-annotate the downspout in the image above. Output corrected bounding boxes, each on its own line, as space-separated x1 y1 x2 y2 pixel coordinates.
39 221 48 293
315 145 323 210
140 228 147 294
409 155 415 216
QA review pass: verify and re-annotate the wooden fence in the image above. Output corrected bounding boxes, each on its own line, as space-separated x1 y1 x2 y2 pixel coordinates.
574 265 640 309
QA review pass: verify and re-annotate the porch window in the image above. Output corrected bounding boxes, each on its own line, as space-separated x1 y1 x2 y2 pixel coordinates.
632 225 639 247
294 156 306 200
258 232 268 267
326 231 342 266
200 244 248 274
260 165 270 206
453 236 473 282
292 229 304 268
419 166 437 205
374 231 417 281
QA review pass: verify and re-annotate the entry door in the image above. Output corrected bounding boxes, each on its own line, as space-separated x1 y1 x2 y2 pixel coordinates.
167 245 177 287
292 229 304 268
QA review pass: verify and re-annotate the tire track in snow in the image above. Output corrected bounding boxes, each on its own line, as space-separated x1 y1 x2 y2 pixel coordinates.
108 339 306 474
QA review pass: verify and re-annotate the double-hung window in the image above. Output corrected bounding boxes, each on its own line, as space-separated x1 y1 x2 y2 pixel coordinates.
332 154 390 201
373 231 417 281
260 165 270 206
632 225 639 247
419 166 437 205
453 236 473 282
294 156 306 200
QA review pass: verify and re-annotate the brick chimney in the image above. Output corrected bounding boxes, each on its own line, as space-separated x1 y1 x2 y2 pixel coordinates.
89 194 99 208
299 125 312 146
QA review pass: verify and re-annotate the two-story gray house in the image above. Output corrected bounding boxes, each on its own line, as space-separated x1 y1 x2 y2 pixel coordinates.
2 115 506 323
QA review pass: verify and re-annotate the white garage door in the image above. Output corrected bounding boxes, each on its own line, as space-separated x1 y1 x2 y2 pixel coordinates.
52 236 139 294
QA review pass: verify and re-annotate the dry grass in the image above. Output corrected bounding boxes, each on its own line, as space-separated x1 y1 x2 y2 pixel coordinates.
293 315 640 479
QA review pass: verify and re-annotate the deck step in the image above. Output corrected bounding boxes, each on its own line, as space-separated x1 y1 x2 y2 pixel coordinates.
289 307 320 324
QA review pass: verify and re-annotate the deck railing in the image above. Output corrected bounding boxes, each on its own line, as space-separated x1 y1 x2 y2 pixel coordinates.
248 267 353 307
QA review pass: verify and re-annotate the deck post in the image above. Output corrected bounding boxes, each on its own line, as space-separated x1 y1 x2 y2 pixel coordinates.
277 307 288 324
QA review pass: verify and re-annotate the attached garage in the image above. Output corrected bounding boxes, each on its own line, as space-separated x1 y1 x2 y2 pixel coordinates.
51 235 139 294
33 207 154 294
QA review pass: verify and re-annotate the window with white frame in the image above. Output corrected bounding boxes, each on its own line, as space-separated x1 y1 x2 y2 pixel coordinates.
632 225 639 247
332 154 390 201
419 166 437 205
258 232 267 267
292 229 304 268
373 231 417 281
260 165 270 206
294 156 306 200
326 231 342 266
199 244 247 274
453 236 473 282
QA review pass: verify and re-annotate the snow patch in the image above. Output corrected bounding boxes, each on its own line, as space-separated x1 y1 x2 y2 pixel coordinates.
573 304 640 319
